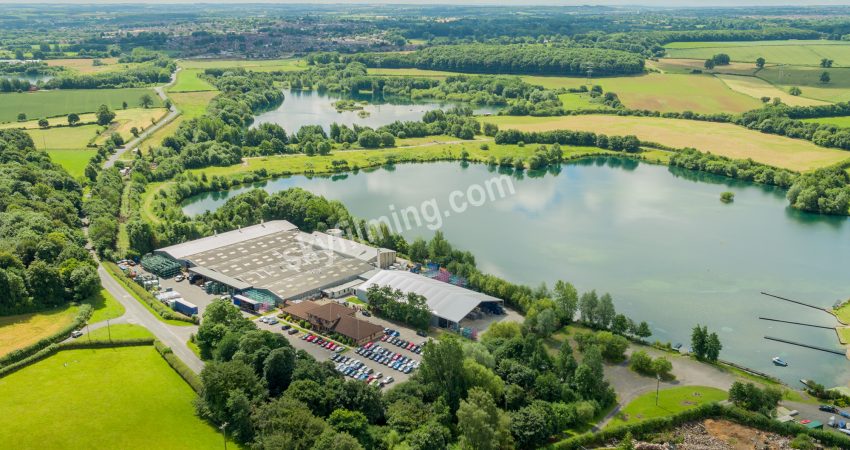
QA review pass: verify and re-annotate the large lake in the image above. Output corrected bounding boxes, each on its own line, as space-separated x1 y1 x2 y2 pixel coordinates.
252 89 501 132
183 158 850 386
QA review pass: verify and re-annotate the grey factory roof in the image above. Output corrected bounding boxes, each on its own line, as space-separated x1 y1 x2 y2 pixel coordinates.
156 220 298 260
356 270 502 324
156 222 376 301
296 231 391 263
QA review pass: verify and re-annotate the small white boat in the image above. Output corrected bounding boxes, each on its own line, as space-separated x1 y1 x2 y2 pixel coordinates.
772 357 788 367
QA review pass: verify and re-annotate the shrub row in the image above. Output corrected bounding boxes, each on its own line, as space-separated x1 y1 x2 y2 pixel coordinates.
154 340 202 393
0 304 93 368
104 262 197 324
553 403 850 449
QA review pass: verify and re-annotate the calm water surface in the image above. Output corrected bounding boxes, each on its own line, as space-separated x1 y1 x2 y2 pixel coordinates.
252 89 500 133
183 158 850 386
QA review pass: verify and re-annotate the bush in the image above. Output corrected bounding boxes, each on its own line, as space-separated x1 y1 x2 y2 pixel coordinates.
154 339 202 393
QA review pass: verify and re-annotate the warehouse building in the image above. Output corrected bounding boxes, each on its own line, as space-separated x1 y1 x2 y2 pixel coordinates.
154 220 394 306
355 270 504 329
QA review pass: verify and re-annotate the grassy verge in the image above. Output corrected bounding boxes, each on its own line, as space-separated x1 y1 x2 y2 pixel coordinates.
606 386 727 428
85 288 125 324
102 262 195 327
0 346 232 449
86 324 154 341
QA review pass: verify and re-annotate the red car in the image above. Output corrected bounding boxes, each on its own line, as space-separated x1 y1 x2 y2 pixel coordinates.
392 354 401 361
306 335 316 342
381 335 389 341
364 342 374 349
406 343 415 351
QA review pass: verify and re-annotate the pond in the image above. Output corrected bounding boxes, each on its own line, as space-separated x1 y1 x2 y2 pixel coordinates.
251 88 501 133
1 73 52 84
182 157 850 386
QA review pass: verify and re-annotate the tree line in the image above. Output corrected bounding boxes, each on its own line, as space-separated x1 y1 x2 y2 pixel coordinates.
342 44 646 76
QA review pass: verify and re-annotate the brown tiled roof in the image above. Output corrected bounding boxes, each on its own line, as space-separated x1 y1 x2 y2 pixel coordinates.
308 303 355 322
334 315 384 341
281 301 320 320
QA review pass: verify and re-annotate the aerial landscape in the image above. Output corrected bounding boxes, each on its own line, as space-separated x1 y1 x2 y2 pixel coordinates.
3 1 850 449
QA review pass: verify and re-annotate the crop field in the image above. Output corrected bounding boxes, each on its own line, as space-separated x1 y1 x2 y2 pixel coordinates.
0 88 162 123
0 346 231 449
715 75 828 106
169 68 217 92
482 114 850 171
650 58 761 76
523 73 760 114
606 386 727 428
179 58 306 72
45 58 127 74
665 40 850 67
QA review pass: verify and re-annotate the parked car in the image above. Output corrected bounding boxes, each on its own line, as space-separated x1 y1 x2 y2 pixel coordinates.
71 330 83 338
384 376 395 384
175 274 185 282
830 416 837 428
820 405 839 413
288 328 299 335
362 311 371 317
267 317 279 325
416 330 427 337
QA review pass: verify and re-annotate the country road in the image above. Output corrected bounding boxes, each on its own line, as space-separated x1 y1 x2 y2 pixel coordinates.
96 265 203 373
94 66 204 373
104 67 181 168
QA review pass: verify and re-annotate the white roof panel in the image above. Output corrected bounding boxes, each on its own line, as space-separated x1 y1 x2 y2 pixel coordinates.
157 220 297 260
356 270 502 323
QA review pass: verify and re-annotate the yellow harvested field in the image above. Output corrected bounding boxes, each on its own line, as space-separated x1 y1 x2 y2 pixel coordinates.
715 75 829 107
0 306 78 357
522 73 760 114
178 58 306 72
45 58 129 74
484 114 850 171
95 107 169 144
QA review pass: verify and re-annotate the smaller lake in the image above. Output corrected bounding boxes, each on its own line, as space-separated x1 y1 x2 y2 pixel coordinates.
1 74 52 84
252 89 501 133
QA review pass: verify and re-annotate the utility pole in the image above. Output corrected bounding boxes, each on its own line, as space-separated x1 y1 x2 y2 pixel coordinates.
655 374 661 406
86 322 91 345
220 422 229 450
107 318 112 343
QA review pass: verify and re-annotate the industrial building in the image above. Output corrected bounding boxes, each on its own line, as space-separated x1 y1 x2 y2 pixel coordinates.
355 270 504 329
154 220 395 306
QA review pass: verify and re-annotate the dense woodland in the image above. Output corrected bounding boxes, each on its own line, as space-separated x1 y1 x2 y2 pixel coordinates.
344 44 645 76
0 130 99 314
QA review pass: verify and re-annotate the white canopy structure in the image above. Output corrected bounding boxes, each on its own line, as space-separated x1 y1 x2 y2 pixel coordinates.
355 270 502 325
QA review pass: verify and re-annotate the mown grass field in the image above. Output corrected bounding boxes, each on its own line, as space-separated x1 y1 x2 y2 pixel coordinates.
86 324 153 341
715 74 828 106
47 149 96 178
0 346 231 449
179 58 306 72
757 66 850 103
0 88 162 123
28 124 100 150
45 58 127 74
803 116 850 127
138 91 218 152
523 73 761 114
169 68 217 92
606 386 727 428
558 92 611 110
665 40 850 67
482 114 850 171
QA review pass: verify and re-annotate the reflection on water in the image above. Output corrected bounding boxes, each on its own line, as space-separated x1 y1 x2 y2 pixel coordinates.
182 157 850 386
251 88 501 133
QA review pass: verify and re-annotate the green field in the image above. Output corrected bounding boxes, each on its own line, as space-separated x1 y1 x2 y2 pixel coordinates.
86 324 153 340
86 289 125 324
802 116 850 127
715 75 828 107
0 88 162 123
47 149 97 178
558 93 611 111
665 40 850 67
606 386 727 428
367 67 456 77
179 58 306 72
169 69 217 93
482 114 850 171
0 346 231 449
757 66 850 102
523 73 761 114
28 124 100 150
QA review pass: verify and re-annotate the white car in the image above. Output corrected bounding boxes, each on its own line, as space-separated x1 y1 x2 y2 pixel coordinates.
70 330 83 338
267 317 279 325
